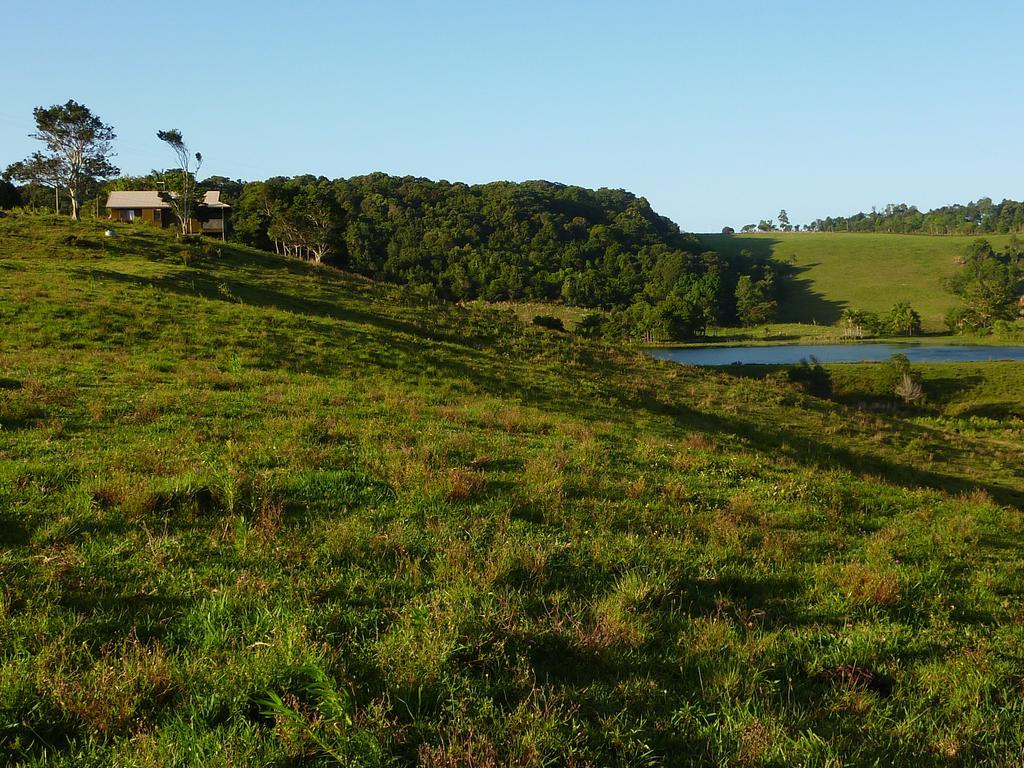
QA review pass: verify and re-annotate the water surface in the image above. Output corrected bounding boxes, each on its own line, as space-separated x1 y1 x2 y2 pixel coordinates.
649 343 1024 366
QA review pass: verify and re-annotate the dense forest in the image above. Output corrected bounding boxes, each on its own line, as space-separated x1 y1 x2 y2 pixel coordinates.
805 198 1024 235
4 172 779 340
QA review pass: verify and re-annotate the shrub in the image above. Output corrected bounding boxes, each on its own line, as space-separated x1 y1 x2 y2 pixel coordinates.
886 302 922 336
532 314 565 331
838 309 883 338
894 373 924 405
885 354 925 405
575 312 606 338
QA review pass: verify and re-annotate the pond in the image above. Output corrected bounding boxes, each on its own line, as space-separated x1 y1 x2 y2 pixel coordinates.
648 343 1024 366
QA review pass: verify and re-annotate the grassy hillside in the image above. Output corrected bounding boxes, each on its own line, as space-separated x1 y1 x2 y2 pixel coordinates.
700 232 1022 331
2 213 1024 766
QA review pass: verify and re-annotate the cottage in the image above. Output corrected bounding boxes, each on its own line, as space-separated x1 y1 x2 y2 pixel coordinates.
105 190 230 238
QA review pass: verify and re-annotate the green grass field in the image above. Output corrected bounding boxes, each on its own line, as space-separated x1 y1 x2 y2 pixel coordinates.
465 301 588 331
699 232 1023 331
2 213 1024 766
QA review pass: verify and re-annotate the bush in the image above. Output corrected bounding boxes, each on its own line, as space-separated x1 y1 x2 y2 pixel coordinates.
575 312 606 338
886 302 922 336
398 283 441 306
884 354 925 406
532 315 565 331
991 319 1024 341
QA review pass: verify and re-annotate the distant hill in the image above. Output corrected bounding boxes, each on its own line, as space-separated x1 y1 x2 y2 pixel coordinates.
699 231 1023 330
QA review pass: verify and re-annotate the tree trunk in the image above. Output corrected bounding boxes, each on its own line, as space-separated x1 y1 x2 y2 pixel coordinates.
69 190 80 221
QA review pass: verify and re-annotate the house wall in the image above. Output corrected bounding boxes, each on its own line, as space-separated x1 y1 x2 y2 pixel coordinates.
108 207 167 226
108 206 226 236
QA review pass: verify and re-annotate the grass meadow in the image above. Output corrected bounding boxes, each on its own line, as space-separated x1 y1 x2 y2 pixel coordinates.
1 213 1023 766
699 232 1024 331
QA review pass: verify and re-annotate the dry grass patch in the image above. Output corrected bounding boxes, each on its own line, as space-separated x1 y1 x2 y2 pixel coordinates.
522 454 566 515
839 562 902 607
581 572 663 652
42 636 175 737
442 466 487 501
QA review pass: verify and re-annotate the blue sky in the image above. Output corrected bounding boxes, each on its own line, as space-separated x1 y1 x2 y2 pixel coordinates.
2 1 1022 232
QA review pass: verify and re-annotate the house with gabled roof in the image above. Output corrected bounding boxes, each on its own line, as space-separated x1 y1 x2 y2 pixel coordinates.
105 190 230 237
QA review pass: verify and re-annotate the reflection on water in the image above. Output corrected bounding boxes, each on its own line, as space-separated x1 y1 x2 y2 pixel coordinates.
648 343 1024 366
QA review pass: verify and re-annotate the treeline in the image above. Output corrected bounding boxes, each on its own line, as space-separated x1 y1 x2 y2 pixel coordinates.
97 173 774 339
807 199 1024 235
230 175 691 303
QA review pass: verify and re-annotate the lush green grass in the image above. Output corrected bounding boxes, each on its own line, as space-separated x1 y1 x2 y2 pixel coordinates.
466 300 589 331
700 232 1023 331
2 212 1024 766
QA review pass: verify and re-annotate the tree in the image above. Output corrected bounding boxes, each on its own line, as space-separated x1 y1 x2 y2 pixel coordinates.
886 302 922 336
944 239 1023 331
778 209 791 231
4 100 118 220
157 129 203 234
269 182 340 262
734 273 777 325
5 156 63 212
838 308 881 338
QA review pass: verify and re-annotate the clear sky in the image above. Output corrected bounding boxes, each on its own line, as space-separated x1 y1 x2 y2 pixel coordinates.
2 1 1022 232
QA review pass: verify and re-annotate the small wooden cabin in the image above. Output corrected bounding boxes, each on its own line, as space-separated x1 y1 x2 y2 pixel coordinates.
105 190 230 237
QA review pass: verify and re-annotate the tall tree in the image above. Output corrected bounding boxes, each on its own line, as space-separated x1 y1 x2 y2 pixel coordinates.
944 239 1023 331
4 156 62 211
4 100 118 220
777 209 791 231
735 271 777 326
156 129 203 234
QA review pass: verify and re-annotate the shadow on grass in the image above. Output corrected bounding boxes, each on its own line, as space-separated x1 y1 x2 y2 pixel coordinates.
624 386 1024 508
75 266 428 340
700 234 848 325
953 402 1024 420
66 257 1024 508
774 260 848 325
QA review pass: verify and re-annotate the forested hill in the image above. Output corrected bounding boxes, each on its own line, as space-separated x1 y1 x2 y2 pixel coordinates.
167 173 777 339
806 198 1024 235
224 174 701 306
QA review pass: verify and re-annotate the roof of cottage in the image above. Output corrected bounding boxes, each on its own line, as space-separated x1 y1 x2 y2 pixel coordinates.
106 190 230 209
